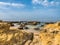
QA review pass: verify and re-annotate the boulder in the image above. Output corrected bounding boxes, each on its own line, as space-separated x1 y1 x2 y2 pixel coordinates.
34 28 40 30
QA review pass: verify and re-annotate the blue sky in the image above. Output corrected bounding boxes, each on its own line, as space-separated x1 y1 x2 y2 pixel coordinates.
0 0 60 22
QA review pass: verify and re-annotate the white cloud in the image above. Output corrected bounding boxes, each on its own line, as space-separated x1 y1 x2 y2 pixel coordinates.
42 0 49 7
32 0 41 4
32 0 60 7
50 1 60 6
0 2 25 8
11 3 25 8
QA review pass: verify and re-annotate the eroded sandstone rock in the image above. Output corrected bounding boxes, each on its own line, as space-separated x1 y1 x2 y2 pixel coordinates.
0 22 60 45
0 29 34 45
39 22 60 45
0 22 10 32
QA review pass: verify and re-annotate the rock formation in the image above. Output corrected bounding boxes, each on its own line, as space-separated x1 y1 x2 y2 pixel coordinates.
0 22 60 45
39 22 60 45
0 22 34 45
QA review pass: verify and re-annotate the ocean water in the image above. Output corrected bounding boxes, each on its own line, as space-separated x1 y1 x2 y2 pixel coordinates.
0 12 60 22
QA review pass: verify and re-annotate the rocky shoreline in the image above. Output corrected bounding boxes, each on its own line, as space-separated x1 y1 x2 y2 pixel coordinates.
0 21 60 45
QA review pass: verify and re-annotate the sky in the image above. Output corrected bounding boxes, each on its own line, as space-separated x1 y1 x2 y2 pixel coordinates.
0 0 60 22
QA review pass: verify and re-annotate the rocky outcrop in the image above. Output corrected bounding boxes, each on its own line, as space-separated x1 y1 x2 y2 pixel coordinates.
0 29 34 45
0 22 60 45
39 22 60 45
0 22 34 45
0 22 10 32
